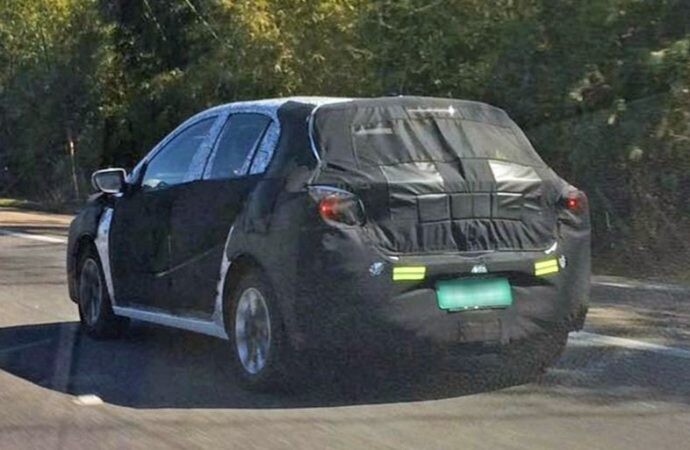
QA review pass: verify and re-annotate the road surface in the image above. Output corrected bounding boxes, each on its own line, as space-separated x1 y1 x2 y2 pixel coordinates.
0 207 689 449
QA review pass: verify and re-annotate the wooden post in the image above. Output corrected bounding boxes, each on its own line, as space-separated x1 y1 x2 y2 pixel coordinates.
67 128 80 199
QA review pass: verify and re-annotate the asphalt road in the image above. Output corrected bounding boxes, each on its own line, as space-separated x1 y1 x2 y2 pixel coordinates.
0 207 689 449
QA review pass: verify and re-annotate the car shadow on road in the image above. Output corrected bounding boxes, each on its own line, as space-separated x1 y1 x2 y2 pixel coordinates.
0 321 531 409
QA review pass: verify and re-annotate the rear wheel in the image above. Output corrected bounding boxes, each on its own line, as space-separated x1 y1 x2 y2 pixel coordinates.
77 245 128 338
225 268 296 391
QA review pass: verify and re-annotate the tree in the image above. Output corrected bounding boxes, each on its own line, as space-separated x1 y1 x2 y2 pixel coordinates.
0 0 117 201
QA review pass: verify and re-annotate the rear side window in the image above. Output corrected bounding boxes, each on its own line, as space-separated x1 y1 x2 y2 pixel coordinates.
142 117 215 191
208 113 271 179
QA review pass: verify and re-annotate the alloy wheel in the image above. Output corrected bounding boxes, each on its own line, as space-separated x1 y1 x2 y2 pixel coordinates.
234 287 272 375
79 258 102 327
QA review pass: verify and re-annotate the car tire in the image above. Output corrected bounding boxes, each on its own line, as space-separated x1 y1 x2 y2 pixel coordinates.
77 245 128 339
225 268 296 392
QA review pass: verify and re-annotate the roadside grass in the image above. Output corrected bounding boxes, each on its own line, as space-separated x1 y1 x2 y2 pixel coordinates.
0 197 77 214
0 198 37 208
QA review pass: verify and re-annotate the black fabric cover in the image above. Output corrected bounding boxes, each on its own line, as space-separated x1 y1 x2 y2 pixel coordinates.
67 96 591 354
310 97 565 255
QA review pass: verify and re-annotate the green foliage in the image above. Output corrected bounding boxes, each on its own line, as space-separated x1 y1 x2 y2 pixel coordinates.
0 0 688 268
0 0 116 198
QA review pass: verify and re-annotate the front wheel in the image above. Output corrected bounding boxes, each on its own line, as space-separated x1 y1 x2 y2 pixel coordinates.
77 246 128 339
225 268 296 391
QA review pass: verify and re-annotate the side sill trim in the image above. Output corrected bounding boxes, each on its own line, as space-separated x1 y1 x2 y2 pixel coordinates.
112 306 228 340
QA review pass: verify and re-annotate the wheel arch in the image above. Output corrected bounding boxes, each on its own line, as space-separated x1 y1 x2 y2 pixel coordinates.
74 234 96 258
67 199 107 302
221 253 263 317
220 252 294 342
68 233 97 302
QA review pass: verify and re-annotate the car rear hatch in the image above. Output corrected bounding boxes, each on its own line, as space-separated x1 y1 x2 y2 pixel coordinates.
309 98 561 255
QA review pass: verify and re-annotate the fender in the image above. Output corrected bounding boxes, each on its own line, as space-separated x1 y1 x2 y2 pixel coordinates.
66 194 107 302
219 184 307 347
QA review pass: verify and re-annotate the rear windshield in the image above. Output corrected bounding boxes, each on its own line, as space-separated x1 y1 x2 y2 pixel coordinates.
352 118 544 167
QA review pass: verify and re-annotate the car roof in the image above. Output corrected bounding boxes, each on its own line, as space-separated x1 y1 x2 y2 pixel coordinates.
195 97 352 118
224 96 352 109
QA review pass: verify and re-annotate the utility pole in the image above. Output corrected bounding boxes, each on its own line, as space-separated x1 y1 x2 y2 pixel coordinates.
67 127 80 200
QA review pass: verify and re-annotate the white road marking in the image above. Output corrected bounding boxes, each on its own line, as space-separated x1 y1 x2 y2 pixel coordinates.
570 331 690 360
592 278 689 293
0 338 53 355
73 394 104 406
594 280 674 291
0 229 67 244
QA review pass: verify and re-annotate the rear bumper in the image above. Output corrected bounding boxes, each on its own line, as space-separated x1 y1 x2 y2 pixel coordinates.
288 225 590 351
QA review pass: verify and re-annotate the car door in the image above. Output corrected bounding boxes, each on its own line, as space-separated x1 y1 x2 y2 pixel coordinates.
109 117 216 309
168 113 273 315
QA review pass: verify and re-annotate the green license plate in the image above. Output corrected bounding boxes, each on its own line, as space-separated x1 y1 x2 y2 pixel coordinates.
436 277 513 311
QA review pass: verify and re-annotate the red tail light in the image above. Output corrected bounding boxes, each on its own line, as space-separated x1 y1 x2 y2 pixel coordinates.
318 195 342 221
309 186 365 225
565 194 579 210
561 189 587 212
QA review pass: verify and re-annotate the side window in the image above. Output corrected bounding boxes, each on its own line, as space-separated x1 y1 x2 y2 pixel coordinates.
142 118 215 191
209 113 271 180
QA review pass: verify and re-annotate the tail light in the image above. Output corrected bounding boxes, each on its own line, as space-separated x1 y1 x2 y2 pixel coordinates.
560 189 588 212
309 186 366 225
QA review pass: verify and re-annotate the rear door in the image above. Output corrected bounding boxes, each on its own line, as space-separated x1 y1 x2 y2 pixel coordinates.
311 99 560 255
168 112 273 315
109 117 216 308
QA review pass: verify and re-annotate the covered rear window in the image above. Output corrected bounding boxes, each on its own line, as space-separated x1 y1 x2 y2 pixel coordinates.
313 98 545 169
353 118 542 167
311 98 557 254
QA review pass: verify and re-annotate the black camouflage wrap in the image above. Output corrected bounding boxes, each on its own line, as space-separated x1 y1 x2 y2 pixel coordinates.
281 97 590 349
67 97 590 353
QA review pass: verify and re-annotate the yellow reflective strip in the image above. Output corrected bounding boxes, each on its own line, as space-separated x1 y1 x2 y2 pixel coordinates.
392 266 426 281
393 266 426 274
534 259 558 270
393 273 426 281
535 266 559 276
535 263 558 273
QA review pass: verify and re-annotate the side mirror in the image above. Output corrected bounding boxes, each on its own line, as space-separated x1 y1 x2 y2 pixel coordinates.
92 168 126 194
